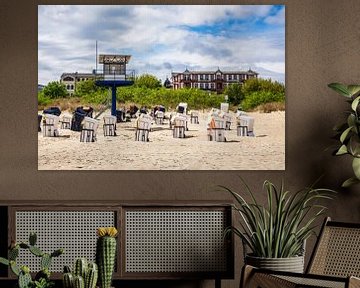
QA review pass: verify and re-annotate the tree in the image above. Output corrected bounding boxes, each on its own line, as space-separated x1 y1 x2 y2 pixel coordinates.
134 74 161 89
242 78 285 96
42 81 68 99
224 83 244 105
75 79 102 96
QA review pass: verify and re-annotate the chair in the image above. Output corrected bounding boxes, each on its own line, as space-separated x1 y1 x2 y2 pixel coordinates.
60 115 72 129
208 116 226 142
190 110 199 124
42 114 60 137
172 114 187 138
80 117 99 142
155 110 165 125
237 115 255 137
241 217 360 288
135 114 152 142
103 115 117 136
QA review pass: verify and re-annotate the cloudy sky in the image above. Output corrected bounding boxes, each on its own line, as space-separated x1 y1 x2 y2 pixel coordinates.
38 5 285 85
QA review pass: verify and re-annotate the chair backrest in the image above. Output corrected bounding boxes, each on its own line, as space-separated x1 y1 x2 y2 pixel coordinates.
137 115 152 130
238 115 254 132
212 116 225 129
103 115 117 125
82 117 99 131
190 110 199 117
156 111 164 118
44 114 59 127
220 103 229 113
307 217 360 278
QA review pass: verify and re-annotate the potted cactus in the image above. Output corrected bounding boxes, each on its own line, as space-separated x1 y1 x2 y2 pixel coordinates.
96 227 118 288
62 258 98 288
0 232 63 288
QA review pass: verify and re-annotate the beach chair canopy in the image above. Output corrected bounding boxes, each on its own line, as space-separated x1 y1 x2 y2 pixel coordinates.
43 106 61 116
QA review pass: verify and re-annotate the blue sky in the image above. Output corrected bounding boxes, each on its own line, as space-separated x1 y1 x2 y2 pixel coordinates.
38 5 285 85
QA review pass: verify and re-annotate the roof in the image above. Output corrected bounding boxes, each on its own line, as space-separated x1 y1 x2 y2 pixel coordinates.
171 69 258 75
60 72 96 78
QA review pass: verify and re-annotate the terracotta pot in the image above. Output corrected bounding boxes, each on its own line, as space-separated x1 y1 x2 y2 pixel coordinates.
245 254 305 273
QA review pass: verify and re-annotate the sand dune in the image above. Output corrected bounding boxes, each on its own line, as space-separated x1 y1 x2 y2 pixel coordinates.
38 110 285 170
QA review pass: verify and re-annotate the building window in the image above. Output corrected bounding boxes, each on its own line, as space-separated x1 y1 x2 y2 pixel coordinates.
63 76 74 81
205 83 209 89
228 75 232 80
71 85 74 90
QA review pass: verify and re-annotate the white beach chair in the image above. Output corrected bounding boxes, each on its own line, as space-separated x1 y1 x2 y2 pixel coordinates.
207 115 226 142
103 115 117 136
220 102 229 113
42 114 60 137
190 110 199 124
177 102 188 115
80 117 99 142
173 114 187 138
59 115 72 129
155 110 165 125
237 115 255 137
135 114 152 142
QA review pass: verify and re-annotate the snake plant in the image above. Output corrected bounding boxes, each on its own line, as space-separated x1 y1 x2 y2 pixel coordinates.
222 179 335 258
328 83 360 187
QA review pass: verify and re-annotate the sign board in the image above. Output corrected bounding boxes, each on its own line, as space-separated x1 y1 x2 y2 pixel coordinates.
98 54 131 64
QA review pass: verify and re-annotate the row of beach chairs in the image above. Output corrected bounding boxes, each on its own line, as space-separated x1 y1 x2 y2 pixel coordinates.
40 103 255 143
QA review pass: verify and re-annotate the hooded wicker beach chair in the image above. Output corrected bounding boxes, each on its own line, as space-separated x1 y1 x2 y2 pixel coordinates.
60 114 72 129
80 117 99 142
42 114 60 137
103 115 117 136
172 114 188 138
207 115 226 142
241 217 360 288
155 110 165 125
135 114 152 141
237 115 255 137
190 110 199 124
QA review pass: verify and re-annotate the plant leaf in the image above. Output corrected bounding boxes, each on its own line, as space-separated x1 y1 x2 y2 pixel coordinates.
342 177 360 188
347 85 360 97
328 83 352 98
351 96 360 111
352 157 360 179
336 145 348 155
340 126 353 143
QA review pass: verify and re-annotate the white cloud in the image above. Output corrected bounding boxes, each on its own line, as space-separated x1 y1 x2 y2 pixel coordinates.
38 5 285 84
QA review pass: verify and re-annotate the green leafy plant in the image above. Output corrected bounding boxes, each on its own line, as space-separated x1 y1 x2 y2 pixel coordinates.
222 179 334 258
328 83 360 187
0 232 63 288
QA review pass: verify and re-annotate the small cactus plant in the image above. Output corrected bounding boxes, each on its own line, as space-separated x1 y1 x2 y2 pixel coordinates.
0 232 63 288
62 259 98 288
96 227 118 288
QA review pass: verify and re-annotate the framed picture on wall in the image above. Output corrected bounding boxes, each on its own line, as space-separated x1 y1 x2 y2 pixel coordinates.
37 5 285 170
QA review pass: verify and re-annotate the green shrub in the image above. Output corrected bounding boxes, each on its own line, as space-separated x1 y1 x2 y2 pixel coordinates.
42 81 68 99
38 92 52 107
241 91 285 111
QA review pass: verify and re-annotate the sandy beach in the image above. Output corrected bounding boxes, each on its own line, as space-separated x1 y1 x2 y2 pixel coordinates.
38 110 285 170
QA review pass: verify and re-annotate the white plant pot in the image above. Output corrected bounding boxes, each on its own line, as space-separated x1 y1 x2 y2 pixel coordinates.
245 254 305 273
